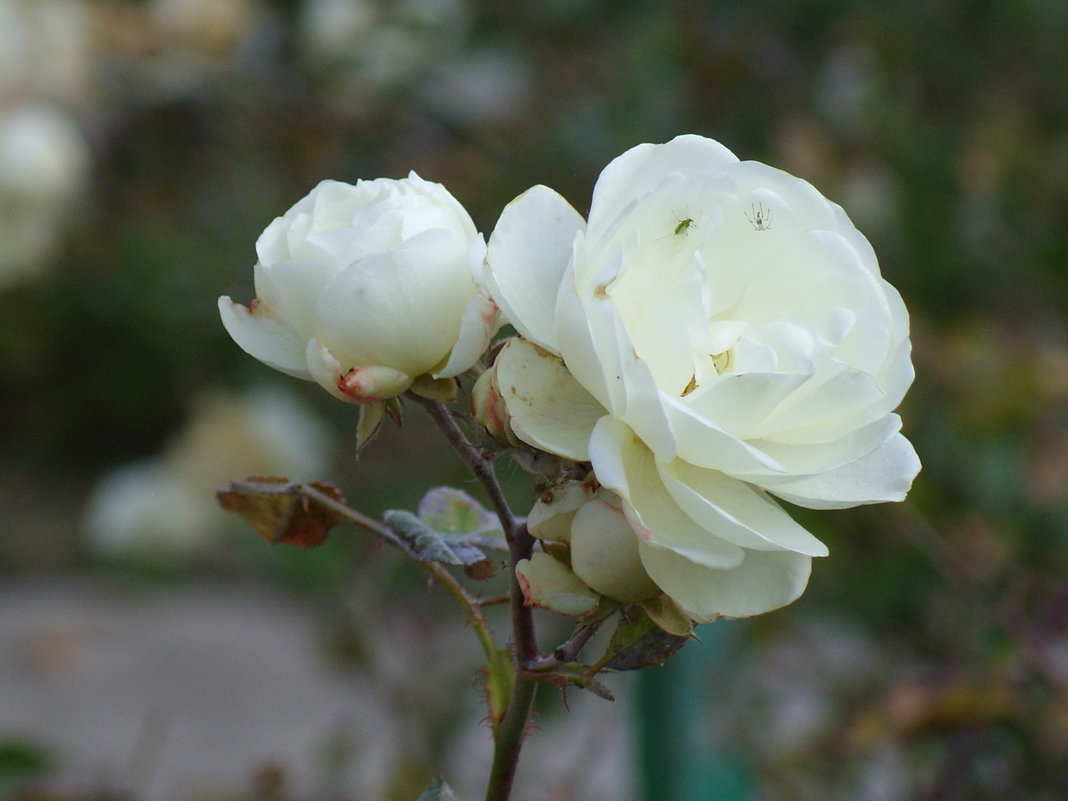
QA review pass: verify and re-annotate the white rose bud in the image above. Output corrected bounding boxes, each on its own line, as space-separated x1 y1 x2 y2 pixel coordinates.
219 174 499 403
568 492 661 603
486 135 920 621
526 479 592 544
527 481 660 605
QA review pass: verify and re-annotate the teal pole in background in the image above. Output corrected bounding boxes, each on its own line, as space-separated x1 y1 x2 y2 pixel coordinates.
635 620 752 801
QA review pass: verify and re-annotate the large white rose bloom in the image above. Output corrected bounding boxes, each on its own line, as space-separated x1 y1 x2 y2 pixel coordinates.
220 174 497 403
485 135 920 620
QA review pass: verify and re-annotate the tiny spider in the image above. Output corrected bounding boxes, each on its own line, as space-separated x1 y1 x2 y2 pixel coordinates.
745 202 773 231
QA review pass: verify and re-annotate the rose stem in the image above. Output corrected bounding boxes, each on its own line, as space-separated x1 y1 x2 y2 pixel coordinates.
411 395 539 801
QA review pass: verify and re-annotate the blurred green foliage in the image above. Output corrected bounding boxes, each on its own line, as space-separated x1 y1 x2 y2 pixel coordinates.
2 0 1067 799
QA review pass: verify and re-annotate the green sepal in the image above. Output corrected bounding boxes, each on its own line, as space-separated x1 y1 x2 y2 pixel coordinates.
410 374 458 401
594 606 690 672
355 400 386 456
641 594 696 638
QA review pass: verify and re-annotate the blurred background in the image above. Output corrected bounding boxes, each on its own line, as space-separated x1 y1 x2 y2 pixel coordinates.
2 0 1067 799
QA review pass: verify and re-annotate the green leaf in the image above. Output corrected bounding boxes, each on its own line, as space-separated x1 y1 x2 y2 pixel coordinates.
217 477 344 548
417 487 501 536
598 607 690 672
383 509 495 579
416 777 459 801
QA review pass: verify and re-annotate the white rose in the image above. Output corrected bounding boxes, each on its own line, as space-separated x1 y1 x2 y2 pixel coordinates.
219 174 498 403
485 135 920 620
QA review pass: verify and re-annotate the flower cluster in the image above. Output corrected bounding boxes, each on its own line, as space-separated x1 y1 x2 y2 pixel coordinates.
220 135 919 622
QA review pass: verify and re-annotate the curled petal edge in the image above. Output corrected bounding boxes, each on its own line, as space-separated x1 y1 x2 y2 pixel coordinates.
218 296 310 380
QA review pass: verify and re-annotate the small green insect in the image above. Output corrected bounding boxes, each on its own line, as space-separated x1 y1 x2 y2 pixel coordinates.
673 217 696 236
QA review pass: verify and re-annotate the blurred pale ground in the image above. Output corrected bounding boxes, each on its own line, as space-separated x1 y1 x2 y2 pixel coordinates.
2 0 1068 799
0 580 634 801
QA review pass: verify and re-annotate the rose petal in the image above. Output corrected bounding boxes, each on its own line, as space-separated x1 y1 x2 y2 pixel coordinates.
338 364 413 402
875 292 915 403
750 362 889 442
485 185 585 353
515 552 600 616
656 459 829 556
218 296 310 379
555 258 618 411
589 135 739 234
253 260 342 342
661 395 790 474
564 286 677 461
756 432 921 509
736 230 892 375
570 498 661 603
495 337 605 461
527 480 593 544
304 338 355 403
316 229 471 375
638 542 812 620
434 289 499 378
742 413 903 478
723 160 841 233
402 171 480 242
684 371 810 439
588 417 746 569
607 235 711 395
